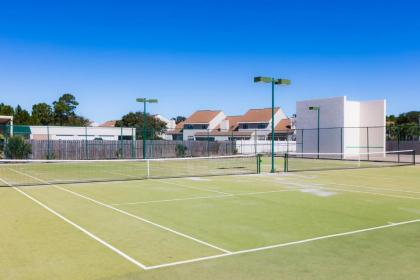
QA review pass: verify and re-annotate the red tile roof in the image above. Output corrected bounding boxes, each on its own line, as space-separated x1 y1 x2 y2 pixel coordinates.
239 108 279 123
214 115 243 131
166 121 185 134
274 119 293 131
99 120 117 127
184 110 222 124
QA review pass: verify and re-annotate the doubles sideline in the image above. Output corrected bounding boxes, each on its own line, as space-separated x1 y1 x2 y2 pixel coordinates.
0 176 148 270
8 168 231 254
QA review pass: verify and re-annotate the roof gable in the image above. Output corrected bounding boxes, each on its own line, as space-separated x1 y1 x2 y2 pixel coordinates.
184 110 222 124
239 108 280 123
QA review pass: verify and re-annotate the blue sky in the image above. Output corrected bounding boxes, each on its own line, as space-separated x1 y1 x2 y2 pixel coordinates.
0 0 419 122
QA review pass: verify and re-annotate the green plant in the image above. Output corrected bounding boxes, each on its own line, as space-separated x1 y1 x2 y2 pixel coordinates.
4 136 32 159
0 134 4 159
175 144 187 157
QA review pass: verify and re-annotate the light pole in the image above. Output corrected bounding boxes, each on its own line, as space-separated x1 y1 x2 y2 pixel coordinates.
254 76 291 173
136 98 158 159
309 106 320 158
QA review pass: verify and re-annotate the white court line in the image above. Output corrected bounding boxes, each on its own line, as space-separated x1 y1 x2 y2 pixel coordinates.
244 175 420 201
145 218 420 270
8 168 231 254
106 169 232 196
157 179 232 195
112 189 293 206
0 176 148 270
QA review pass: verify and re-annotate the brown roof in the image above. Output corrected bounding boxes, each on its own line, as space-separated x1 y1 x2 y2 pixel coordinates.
99 120 117 127
166 121 185 134
274 119 293 131
214 115 243 131
184 110 221 124
239 108 280 123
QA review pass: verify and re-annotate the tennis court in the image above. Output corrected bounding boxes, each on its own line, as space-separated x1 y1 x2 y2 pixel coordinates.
1 153 420 279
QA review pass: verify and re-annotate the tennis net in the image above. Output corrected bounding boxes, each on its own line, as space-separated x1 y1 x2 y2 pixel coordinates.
0 154 259 187
282 150 416 172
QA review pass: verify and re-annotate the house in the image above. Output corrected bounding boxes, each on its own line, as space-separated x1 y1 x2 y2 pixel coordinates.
166 121 184 141
268 118 295 140
29 126 135 141
153 114 176 140
99 120 118 127
236 108 287 140
178 107 291 141
182 110 226 140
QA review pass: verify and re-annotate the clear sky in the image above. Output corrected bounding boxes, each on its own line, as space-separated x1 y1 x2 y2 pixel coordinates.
1 0 419 123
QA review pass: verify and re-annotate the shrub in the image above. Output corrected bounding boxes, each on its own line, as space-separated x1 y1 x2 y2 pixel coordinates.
4 136 32 159
175 144 187 157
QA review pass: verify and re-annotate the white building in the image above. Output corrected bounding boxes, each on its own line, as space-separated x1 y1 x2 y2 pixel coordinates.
296 96 386 154
182 110 226 140
153 114 176 140
29 126 135 141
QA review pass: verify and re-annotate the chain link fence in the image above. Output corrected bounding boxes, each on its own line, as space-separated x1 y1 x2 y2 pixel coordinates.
0 124 419 160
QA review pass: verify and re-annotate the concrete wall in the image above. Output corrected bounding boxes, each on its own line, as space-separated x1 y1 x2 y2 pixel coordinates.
296 96 386 155
296 96 345 153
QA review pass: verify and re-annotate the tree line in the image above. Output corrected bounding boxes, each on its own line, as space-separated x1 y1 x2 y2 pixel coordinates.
0 93 88 126
387 111 420 140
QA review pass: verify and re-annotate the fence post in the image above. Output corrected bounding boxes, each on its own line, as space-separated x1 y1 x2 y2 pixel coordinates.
340 127 343 159
397 126 400 163
207 129 210 157
47 125 51 159
85 126 88 160
366 127 370 160
151 128 155 159
131 127 135 158
254 129 257 155
301 129 304 156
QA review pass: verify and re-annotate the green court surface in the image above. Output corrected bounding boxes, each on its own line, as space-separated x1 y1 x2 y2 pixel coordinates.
1 163 420 279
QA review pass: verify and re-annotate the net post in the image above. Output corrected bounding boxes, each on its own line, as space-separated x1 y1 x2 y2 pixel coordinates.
412 150 416 165
256 154 261 174
284 152 288 172
147 159 150 178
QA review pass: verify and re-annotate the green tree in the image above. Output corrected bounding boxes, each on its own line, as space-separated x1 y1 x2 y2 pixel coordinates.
53 93 81 125
13 105 31 125
31 103 54 125
4 135 32 159
116 112 167 139
172 116 186 124
0 103 14 116
395 111 420 125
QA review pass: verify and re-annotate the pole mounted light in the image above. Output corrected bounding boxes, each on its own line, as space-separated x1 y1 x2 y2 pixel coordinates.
254 76 291 173
309 106 320 159
136 98 158 159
